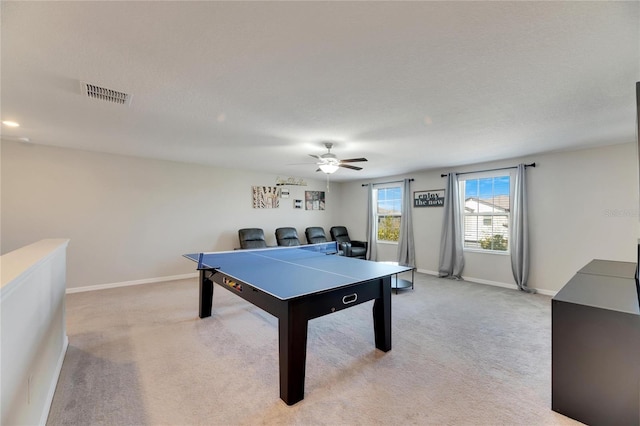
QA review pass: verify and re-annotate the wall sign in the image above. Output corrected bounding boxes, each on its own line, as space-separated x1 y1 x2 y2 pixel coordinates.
414 189 445 207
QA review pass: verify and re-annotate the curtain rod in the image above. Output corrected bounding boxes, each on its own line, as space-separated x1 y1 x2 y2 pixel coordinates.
440 162 536 178
361 178 414 187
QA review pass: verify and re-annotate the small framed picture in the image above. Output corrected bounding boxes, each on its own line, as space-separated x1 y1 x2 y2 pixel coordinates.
305 191 325 210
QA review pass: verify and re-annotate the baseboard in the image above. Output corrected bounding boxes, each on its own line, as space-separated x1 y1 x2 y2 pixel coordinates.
417 268 439 276
416 268 557 297
66 273 198 294
530 288 557 297
40 335 68 426
461 275 519 291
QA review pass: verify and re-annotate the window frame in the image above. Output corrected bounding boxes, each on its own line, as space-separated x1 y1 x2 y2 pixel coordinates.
374 184 403 244
458 170 513 255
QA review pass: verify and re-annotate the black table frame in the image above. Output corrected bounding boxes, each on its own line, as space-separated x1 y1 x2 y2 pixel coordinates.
198 268 392 405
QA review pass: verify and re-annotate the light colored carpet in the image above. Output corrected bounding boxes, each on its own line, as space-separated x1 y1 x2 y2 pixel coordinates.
47 273 580 425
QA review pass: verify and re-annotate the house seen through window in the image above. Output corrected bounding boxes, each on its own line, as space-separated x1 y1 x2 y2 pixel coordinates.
460 174 511 252
376 186 402 242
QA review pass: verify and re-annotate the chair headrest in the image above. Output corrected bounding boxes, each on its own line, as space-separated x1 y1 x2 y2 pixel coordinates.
276 227 299 240
239 228 266 241
330 226 349 238
306 227 326 239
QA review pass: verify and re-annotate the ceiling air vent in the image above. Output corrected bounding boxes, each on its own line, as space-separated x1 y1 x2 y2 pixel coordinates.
80 81 132 106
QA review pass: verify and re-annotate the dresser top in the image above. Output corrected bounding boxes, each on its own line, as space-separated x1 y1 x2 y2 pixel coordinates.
553 259 639 315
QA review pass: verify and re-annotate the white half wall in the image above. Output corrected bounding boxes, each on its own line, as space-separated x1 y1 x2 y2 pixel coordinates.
1 141 341 289
1 239 70 425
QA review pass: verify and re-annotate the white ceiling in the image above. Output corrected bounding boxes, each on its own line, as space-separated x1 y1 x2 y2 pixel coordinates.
1 1 639 181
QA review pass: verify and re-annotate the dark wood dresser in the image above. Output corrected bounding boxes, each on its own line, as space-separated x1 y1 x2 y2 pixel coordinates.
552 259 640 425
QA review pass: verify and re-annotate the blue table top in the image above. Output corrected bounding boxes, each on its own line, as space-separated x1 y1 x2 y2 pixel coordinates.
184 243 412 300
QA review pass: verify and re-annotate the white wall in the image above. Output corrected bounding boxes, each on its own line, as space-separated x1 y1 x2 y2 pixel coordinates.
1 141 341 289
2 140 637 294
340 142 639 294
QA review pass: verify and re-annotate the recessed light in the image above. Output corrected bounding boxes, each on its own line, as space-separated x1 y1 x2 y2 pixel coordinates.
2 120 20 127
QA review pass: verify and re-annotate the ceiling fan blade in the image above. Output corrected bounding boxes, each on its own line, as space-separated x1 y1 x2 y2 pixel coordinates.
315 168 322 172
309 154 322 159
340 164 363 171
340 158 368 163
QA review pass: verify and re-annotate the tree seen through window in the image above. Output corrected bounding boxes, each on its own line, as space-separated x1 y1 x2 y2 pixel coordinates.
376 187 402 242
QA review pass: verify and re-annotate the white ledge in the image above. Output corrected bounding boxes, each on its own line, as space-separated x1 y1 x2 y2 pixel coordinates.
1 238 70 302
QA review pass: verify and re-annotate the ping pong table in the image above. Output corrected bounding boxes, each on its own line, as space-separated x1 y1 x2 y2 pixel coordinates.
184 242 412 405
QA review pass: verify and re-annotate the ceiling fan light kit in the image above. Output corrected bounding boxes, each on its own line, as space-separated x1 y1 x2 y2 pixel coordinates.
319 163 339 174
310 142 368 174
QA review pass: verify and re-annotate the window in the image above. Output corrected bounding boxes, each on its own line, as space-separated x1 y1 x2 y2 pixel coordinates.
376 186 402 242
459 173 511 252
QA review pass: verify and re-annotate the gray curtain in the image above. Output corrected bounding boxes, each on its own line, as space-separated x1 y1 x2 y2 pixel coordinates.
438 173 464 278
511 164 535 293
366 183 378 261
397 178 415 267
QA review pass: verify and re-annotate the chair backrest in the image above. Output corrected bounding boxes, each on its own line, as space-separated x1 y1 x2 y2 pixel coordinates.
238 228 268 249
275 227 301 246
330 226 351 244
305 227 328 244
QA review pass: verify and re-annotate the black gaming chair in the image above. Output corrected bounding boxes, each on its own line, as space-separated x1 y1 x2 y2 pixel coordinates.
329 226 367 259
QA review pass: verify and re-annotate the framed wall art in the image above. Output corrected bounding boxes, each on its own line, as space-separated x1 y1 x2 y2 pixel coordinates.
252 186 281 208
305 191 325 210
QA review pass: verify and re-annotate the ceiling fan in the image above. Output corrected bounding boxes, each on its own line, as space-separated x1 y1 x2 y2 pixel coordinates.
309 142 367 174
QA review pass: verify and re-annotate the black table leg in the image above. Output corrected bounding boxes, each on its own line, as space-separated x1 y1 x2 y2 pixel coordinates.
199 270 213 319
278 303 308 405
373 276 392 352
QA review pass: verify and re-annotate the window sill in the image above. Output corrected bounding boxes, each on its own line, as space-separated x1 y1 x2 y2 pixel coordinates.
463 248 510 256
376 240 399 245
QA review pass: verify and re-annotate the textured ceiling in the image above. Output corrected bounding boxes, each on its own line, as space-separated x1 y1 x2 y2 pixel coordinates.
1 1 639 181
